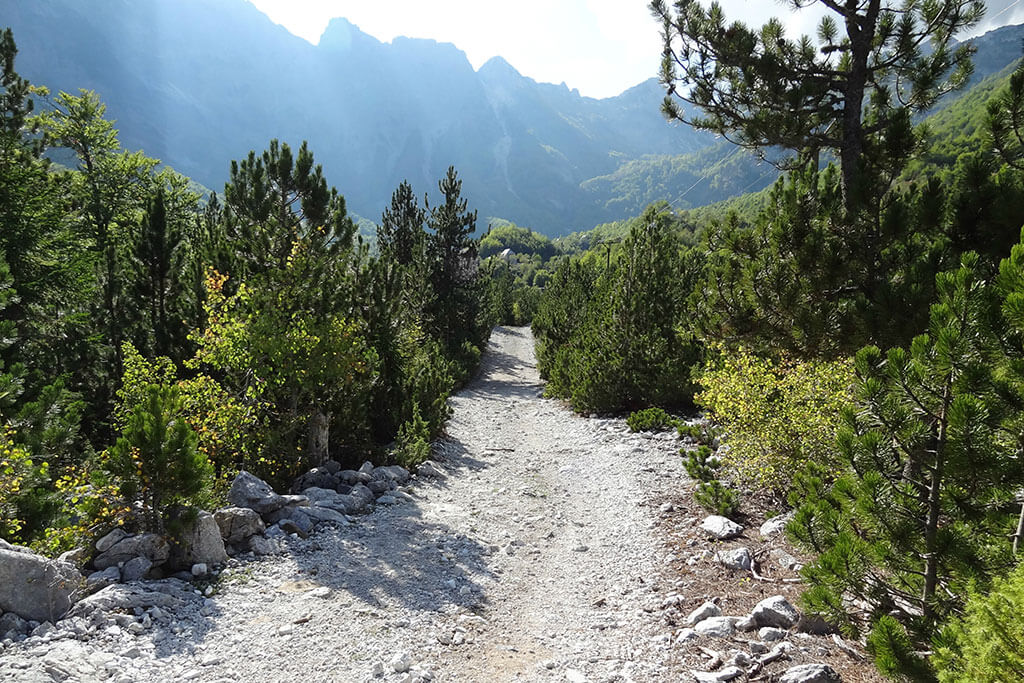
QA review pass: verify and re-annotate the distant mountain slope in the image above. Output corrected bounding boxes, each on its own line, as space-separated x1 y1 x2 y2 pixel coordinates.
4 2 1021 235
572 23 1024 219
4 0 711 236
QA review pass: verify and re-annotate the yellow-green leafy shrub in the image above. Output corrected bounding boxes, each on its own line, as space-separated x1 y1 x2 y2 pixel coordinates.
696 344 854 492
0 427 45 541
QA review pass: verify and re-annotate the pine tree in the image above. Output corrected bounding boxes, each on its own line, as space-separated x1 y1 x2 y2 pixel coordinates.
650 0 984 212
425 166 482 351
107 384 210 533
787 252 1024 677
379 180 426 268
222 139 354 286
133 188 185 359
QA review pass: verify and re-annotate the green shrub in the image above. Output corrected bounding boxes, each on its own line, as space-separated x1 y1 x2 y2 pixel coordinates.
934 562 1024 682
696 343 854 492
394 402 432 470
106 384 213 532
626 407 678 432
684 445 739 518
683 445 719 482
695 480 740 518
0 427 48 542
536 205 703 413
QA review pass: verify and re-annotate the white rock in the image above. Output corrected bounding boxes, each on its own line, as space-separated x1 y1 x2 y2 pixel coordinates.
759 514 792 538
685 601 721 626
700 515 743 540
751 595 800 629
390 651 413 674
191 563 208 577
778 663 841 683
759 626 787 642
714 547 752 571
565 669 587 682
675 628 698 644
693 616 738 638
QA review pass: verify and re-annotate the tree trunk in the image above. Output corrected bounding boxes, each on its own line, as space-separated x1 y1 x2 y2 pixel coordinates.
922 384 952 620
839 0 881 215
307 409 330 466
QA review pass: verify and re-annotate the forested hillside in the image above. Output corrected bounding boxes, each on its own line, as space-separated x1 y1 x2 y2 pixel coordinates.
0 25 498 552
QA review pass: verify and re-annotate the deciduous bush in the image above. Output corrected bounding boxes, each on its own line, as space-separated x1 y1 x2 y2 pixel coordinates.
696 344 854 492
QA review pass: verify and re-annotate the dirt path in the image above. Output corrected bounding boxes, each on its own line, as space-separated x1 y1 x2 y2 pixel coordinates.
0 327 713 682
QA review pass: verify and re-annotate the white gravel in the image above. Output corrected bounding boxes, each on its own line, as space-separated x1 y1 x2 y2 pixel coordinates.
0 326 692 682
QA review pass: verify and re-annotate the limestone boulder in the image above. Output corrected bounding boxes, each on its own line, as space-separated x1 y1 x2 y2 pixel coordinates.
227 470 288 515
0 543 82 622
177 511 228 568
213 507 265 545
700 515 743 540
751 595 800 629
92 533 170 570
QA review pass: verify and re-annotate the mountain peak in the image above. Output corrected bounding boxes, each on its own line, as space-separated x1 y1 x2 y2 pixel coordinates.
318 17 378 50
479 56 522 78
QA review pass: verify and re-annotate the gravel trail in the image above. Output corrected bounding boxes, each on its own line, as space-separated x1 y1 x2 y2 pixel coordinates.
1 326 689 682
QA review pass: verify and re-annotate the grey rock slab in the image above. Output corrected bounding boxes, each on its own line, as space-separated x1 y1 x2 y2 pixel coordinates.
86 566 122 591
213 507 265 545
303 505 350 526
338 469 372 485
69 580 194 617
700 515 743 540
714 547 752 571
0 545 81 622
416 461 445 479
179 511 228 568
685 601 721 626
0 612 29 636
779 664 842 683
95 528 129 553
226 470 288 515
374 465 411 485
93 533 170 570
292 467 338 492
301 487 342 504
248 535 281 556
121 556 153 582
751 595 800 629
693 616 739 638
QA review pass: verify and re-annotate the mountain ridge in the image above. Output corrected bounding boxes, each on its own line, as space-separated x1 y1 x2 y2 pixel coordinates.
5 1 1023 235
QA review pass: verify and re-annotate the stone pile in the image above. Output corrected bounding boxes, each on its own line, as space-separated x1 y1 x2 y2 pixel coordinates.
0 462 420 632
669 594 840 682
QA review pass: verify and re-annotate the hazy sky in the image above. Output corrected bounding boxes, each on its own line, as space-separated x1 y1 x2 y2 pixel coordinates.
246 0 1024 99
